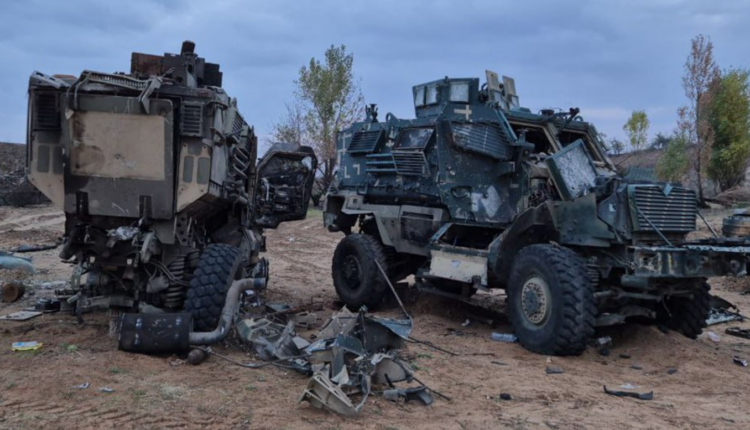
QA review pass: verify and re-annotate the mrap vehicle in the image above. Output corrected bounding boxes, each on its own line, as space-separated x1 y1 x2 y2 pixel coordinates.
26 41 317 341
323 71 750 355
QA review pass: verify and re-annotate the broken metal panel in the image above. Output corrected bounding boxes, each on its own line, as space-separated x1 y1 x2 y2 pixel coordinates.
298 371 368 417
545 139 597 201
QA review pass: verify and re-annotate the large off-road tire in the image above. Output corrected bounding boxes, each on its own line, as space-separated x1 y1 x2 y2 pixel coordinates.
661 280 710 339
184 244 243 332
332 233 389 310
507 244 596 356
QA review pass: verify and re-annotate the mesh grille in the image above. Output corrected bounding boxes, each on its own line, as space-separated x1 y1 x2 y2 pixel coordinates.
87 72 149 90
347 130 383 153
181 103 203 136
633 186 697 232
393 151 428 176
365 153 396 174
451 122 511 160
34 93 60 130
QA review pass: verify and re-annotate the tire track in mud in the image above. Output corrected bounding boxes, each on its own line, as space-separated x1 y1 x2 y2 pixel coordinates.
0 396 241 429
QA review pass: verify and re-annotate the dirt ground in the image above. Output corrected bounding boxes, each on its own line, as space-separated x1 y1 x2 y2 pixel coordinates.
2 205 750 430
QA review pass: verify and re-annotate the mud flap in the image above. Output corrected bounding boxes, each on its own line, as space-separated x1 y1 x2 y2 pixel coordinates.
253 143 317 228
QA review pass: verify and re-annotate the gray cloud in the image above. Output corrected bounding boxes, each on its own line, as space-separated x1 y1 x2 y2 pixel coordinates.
2 0 749 148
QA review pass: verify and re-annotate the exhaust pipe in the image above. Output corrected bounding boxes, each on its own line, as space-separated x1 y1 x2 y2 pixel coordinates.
189 278 260 345
119 277 265 353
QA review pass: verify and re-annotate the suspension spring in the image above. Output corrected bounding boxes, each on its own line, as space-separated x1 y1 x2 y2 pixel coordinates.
163 256 187 309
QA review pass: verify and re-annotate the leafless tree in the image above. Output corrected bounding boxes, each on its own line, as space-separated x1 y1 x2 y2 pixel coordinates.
679 34 720 203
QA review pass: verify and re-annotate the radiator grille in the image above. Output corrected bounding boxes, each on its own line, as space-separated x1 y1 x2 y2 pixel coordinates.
393 151 428 176
451 122 511 160
34 93 60 130
365 153 396 174
348 130 383 153
633 186 697 232
181 102 203 136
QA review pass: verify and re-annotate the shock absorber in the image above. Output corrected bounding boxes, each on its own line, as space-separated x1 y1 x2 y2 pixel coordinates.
163 256 187 309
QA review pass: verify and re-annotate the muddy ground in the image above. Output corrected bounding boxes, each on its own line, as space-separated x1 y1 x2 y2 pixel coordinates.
2 205 750 430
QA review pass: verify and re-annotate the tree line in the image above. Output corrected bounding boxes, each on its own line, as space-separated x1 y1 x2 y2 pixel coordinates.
609 35 750 203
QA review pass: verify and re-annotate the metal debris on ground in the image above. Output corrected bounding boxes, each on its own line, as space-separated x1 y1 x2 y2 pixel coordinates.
34 298 61 313
72 382 90 389
706 295 743 326
0 252 35 274
725 327 750 340
733 356 748 367
1 311 43 322
499 393 512 401
603 385 653 400
382 386 434 406
233 306 434 416
667 368 678 375
490 332 517 343
99 387 114 393
545 367 564 375
12 341 43 351
707 331 721 342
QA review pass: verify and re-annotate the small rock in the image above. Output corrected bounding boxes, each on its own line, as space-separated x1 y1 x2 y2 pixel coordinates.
545 366 564 375
598 347 610 357
499 393 512 401
667 368 678 375
630 365 643 370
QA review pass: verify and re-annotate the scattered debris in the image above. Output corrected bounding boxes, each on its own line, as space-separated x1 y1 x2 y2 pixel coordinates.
620 383 638 390
461 319 471 327
725 327 750 340
603 386 653 400
12 341 43 351
9 243 59 253
733 356 748 367
34 298 61 313
619 354 631 359
491 360 509 366
499 393 512 401
667 368 678 375
630 365 643 370
490 332 517 343
707 331 721 342
706 295 743 326
596 336 612 347
72 382 90 389
545 367 564 375
0 252 35 274
382 386 434 406
1 281 25 302
1 311 43 321
99 387 114 393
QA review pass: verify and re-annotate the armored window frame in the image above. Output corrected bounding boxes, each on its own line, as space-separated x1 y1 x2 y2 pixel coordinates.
394 127 435 150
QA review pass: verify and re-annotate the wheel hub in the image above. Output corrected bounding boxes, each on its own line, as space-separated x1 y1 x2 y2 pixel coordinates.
342 255 362 290
521 275 550 325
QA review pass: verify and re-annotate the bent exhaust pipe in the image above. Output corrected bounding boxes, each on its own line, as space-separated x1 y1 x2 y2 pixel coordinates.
189 278 263 345
119 277 266 353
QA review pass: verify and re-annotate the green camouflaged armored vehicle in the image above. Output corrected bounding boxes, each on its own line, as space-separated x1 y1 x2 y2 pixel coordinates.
26 42 317 337
324 71 750 356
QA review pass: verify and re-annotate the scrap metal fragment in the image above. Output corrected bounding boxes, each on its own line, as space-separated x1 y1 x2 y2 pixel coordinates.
382 386 434 406
603 385 653 400
317 306 357 339
726 327 750 340
1 311 43 321
299 371 369 416
371 353 413 385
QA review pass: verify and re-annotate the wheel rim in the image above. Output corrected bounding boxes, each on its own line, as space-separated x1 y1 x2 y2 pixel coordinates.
521 275 551 325
342 255 362 291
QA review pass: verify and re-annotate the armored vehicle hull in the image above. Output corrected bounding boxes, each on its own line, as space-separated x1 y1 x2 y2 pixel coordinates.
325 72 750 355
27 42 317 340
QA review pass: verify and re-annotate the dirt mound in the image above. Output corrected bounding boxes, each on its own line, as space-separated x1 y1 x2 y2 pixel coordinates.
711 186 750 207
0 142 25 174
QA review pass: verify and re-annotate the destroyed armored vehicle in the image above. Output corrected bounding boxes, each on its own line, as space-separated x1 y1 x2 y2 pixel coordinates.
324 71 750 355
26 42 317 339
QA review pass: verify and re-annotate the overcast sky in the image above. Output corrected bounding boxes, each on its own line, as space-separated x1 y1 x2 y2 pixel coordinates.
1 0 749 151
